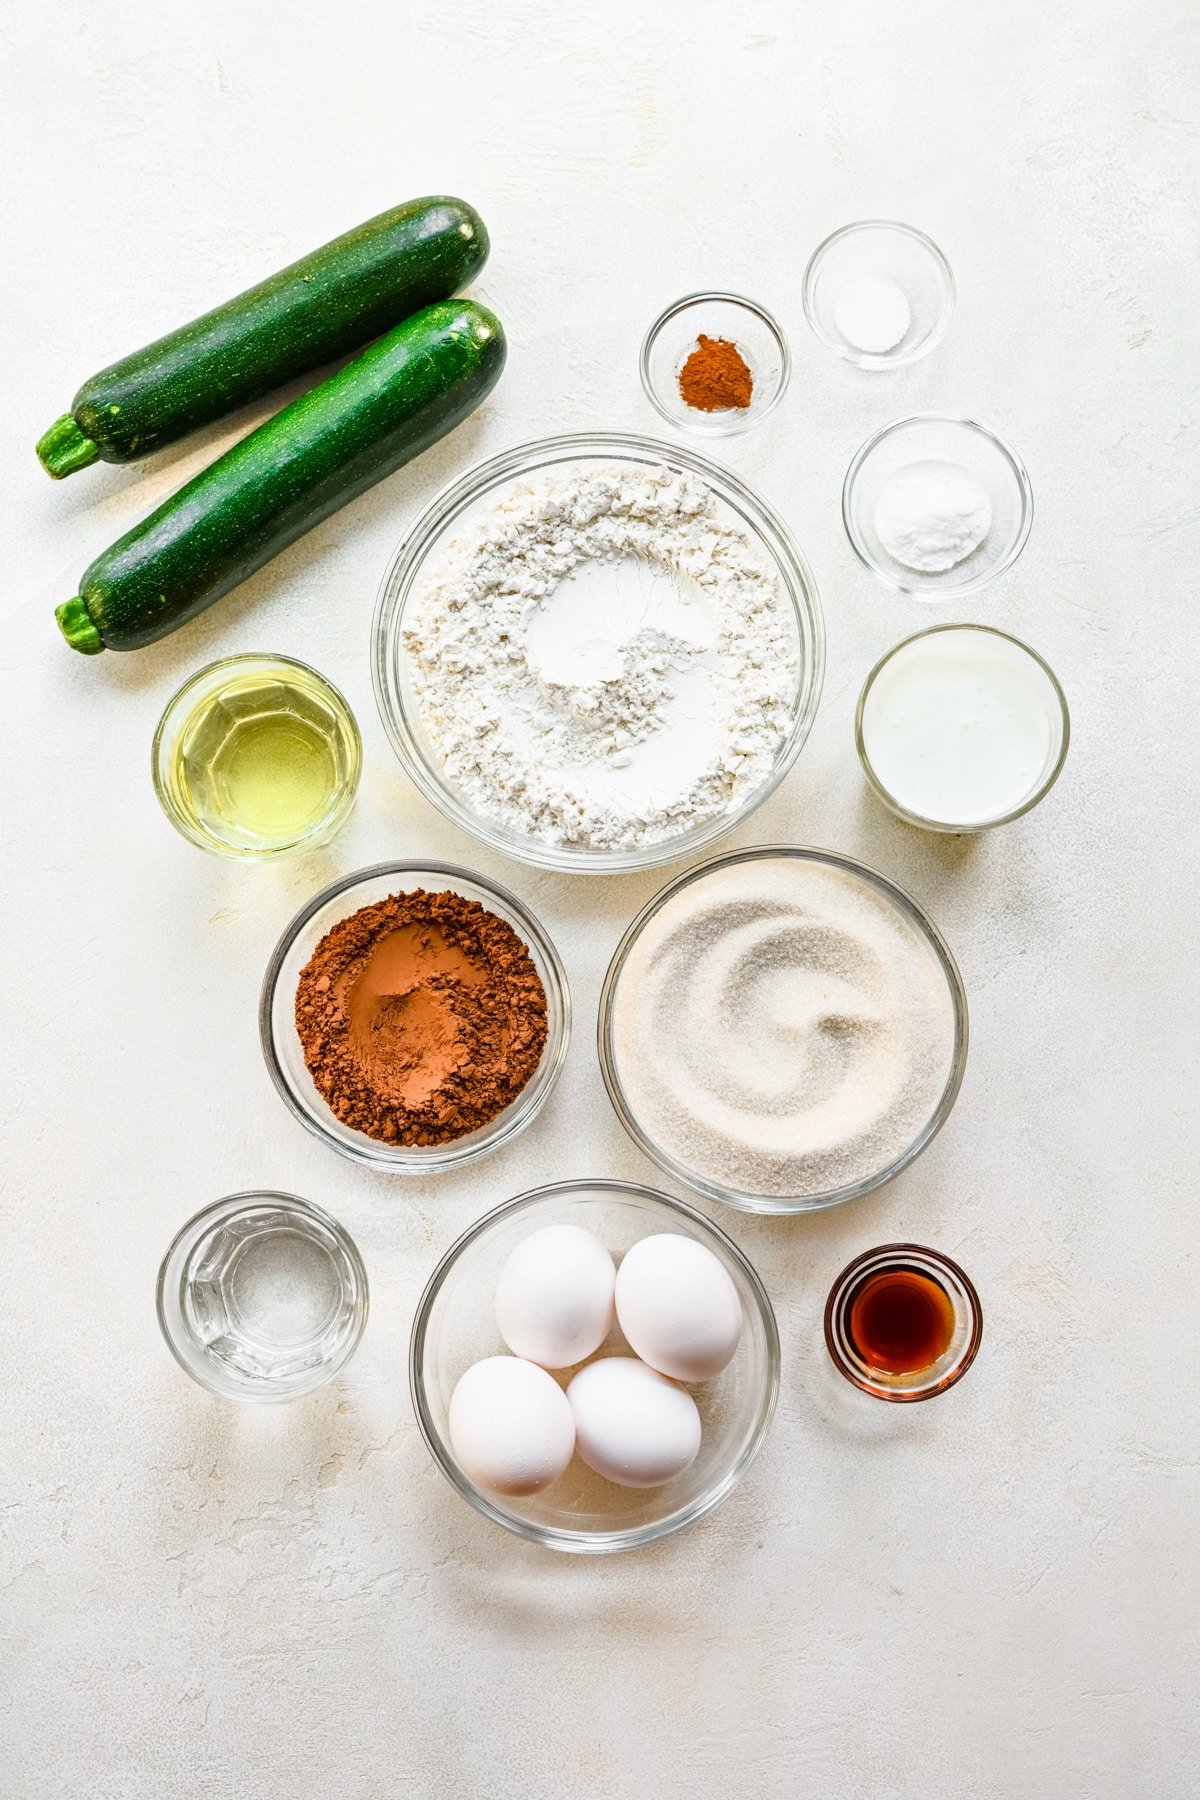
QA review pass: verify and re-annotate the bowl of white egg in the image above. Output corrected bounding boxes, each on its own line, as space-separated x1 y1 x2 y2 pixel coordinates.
410 1179 780 1552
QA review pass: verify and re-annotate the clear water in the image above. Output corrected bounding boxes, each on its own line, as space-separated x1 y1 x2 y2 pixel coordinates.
185 1213 350 1384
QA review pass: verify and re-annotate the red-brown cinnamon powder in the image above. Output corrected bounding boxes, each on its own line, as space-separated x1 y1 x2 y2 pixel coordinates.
295 889 548 1146
678 334 754 412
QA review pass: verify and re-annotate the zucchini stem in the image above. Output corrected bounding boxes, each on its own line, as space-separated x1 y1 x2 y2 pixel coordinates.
56 597 105 654
37 414 100 479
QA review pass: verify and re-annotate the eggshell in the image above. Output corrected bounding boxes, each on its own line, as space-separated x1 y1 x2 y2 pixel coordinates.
567 1357 701 1488
495 1223 616 1369
614 1234 742 1381
447 1356 575 1497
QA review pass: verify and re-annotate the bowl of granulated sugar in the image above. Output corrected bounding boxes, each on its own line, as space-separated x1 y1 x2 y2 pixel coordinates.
599 846 968 1215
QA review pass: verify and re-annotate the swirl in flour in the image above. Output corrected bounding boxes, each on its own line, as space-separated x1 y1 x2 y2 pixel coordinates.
402 465 798 851
610 856 957 1198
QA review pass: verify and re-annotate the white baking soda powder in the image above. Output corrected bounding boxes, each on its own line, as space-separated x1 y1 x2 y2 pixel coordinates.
874 460 993 573
861 628 1059 827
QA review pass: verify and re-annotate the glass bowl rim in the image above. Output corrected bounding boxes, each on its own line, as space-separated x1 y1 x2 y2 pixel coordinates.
371 429 825 874
823 1240 983 1402
855 622 1072 832
597 844 969 1215
155 1188 369 1404
801 220 956 367
258 859 572 1172
842 413 1034 600
151 650 362 860
408 1176 782 1553
638 290 792 435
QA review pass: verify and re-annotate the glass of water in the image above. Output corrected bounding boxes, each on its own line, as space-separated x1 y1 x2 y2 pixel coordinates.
157 1191 368 1402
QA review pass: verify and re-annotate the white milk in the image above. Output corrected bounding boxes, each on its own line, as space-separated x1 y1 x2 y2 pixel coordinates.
860 627 1065 828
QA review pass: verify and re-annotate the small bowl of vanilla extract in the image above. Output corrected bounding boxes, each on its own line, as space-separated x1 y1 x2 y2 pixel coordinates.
824 1244 982 1402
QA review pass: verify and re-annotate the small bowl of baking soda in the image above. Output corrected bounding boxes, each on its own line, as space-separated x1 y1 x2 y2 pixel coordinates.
843 415 1034 601
803 221 954 369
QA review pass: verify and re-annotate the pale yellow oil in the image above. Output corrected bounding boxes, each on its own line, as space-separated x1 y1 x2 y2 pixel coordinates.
159 659 360 857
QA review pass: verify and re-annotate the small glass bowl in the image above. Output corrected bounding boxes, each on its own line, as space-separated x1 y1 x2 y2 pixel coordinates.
598 846 968 1216
410 1179 780 1552
824 1243 982 1402
259 862 570 1172
152 653 361 859
373 432 824 875
803 221 954 368
640 292 791 436
856 624 1071 832
156 1191 368 1403
843 415 1033 601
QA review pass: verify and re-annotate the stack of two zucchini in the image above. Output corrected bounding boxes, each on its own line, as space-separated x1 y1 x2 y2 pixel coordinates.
41 197 506 654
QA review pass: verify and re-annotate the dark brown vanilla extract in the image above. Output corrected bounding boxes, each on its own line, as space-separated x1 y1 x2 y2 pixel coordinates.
846 1266 956 1376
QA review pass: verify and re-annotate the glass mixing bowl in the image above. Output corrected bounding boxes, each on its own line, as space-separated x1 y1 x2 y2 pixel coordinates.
372 432 824 874
598 846 969 1216
410 1179 780 1552
260 861 570 1172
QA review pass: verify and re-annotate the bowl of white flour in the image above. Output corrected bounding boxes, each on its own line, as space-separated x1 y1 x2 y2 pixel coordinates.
373 433 824 872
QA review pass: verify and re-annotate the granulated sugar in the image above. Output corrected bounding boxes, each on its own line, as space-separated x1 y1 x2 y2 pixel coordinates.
609 854 957 1200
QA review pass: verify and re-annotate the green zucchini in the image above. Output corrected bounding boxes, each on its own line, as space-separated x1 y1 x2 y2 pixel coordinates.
37 196 489 478
56 300 505 654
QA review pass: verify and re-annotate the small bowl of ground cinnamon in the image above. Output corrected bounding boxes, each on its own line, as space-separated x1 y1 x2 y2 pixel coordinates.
640 292 790 437
260 862 570 1171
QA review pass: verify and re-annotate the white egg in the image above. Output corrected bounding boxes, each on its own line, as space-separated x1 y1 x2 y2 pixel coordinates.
495 1223 616 1369
614 1234 742 1381
567 1357 701 1488
447 1356 575 1497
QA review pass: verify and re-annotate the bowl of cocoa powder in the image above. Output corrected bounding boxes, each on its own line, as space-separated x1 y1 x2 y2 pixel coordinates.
260 862 570 1171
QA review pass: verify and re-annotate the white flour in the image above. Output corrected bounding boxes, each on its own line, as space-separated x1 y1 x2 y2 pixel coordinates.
403 465 798 851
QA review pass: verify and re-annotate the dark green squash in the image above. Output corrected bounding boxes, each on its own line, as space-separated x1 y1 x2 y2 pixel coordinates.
37 197 489 477
56 300 505 654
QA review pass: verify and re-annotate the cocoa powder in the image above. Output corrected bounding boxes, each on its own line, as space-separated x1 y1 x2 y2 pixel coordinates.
295 889 549 1147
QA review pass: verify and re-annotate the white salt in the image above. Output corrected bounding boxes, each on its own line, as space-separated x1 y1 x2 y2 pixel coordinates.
834 276 912 354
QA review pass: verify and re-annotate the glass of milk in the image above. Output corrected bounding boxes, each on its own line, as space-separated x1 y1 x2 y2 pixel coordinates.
856 625 1070 832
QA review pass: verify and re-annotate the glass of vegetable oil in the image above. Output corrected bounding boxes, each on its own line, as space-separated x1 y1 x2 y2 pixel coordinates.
153 654 361 858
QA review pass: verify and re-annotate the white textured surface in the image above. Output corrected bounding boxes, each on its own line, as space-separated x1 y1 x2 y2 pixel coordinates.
3 4 1197 1795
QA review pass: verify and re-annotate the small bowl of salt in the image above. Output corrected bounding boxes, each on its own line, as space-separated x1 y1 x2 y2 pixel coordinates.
803 221 954 369
842 414 1033 601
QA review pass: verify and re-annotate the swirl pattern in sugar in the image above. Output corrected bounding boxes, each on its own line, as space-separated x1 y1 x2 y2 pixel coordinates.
610 857 957 1200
